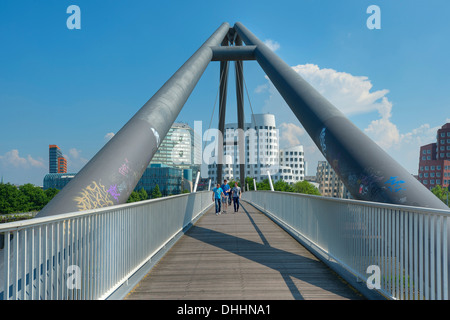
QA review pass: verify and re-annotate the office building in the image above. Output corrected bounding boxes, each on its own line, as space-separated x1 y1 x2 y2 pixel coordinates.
418 123 450 190
134 164 192 197
43 173 76 190
150 123 201 182
278 145 306 183
316 160 351 198
49 145 67 174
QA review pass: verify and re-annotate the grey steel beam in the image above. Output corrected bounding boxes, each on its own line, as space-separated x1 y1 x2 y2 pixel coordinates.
234 22 447 210
217 37 230 186
211 46 256 61
234 35 246 189
36 22 231 217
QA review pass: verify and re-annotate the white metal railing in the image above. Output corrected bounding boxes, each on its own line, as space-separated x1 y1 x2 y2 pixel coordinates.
243 190 450 300
0 191 212 300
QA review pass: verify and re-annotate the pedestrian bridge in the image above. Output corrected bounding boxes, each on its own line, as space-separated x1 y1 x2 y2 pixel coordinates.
1 190 449 300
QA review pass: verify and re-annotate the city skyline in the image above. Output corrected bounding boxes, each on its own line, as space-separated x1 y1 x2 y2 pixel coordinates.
1 1 449 186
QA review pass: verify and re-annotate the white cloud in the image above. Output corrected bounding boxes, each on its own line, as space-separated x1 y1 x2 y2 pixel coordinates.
259 63 441 174
105 132 115 140
278 123 305 149
63 148 89 172
363 97 401 150
264 39 280 52
255 84 269 94
69 148 81 159
27 155 45 168
0 149 45 168
291 64 390 117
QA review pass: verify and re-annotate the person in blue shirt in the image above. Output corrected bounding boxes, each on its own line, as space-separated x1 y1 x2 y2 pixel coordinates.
220 179 231 214
212 183 224 215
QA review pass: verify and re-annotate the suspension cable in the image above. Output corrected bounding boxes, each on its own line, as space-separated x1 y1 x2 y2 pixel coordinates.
203 61 229 152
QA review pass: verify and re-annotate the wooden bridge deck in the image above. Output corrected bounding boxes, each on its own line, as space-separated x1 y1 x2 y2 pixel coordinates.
125 201 364 300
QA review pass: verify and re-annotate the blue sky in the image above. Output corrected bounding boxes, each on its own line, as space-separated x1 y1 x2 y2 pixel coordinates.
0 0 449 186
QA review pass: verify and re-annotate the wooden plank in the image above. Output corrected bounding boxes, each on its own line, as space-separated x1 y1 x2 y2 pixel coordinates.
125 203 364 300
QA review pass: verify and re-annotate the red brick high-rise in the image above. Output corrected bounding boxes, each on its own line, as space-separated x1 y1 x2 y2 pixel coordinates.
418 123 450 190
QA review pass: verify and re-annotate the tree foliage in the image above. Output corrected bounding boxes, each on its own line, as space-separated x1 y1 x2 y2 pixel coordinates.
0 183 59 214
292 180 321 196
126 191 141 203
151 185 162 199
244 177 321 196
127 187 149 203
138 187 148 201
273 179 293 192
431 185 450 207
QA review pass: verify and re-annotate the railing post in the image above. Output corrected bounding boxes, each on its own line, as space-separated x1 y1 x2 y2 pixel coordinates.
267 171 274 191
193 171 200 192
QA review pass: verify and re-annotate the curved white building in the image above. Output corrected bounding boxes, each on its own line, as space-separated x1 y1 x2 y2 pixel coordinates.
207 113 305 184
276 145 306 183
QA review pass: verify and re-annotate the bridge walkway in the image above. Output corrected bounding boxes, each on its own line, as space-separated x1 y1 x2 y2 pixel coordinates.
125 201 364 300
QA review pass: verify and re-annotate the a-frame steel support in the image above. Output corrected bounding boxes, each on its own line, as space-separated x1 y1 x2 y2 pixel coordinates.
38 22 447 218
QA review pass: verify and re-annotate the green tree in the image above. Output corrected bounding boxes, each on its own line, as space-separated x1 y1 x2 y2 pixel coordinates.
244 177 255 190
292 180 321 196
431 185 449 207
0 183 29 214
126 191 141 203
19 184 47 211
151 185 162 199
44 188 60 203
273 179 293 192
138 187 148 201
0 183 62 215
256 178 271 191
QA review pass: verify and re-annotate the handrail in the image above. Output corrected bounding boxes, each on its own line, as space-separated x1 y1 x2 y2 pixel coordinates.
243 190 450 300
0 191 212 300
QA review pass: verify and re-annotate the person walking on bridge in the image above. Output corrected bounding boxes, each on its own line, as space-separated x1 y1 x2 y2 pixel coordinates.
221 179 231 214
231 182 241 213
212 183 225 215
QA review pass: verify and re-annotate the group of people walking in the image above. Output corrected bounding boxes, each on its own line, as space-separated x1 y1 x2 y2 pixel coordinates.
212 179 242 215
